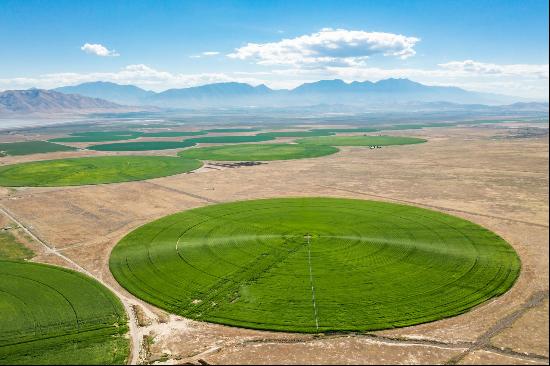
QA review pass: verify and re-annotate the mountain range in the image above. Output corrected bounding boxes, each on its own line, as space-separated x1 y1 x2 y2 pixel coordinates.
1 78 547 115
53 79 529 108
0 89 127 114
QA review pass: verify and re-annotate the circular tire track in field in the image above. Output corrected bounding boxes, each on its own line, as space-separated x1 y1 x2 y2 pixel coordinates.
109 197 520 333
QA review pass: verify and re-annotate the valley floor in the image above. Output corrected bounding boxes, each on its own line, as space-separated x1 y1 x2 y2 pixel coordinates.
0 123 548 365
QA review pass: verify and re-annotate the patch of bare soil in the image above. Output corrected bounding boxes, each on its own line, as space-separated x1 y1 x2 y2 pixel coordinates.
205 336 465 365
0 125 547 364
491 300 549 358
460 350 544 365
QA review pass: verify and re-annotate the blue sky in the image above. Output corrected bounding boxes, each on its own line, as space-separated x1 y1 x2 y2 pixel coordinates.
0 0 548 99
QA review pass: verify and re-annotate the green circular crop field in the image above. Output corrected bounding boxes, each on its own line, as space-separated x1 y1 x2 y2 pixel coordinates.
0 261 128 364
177 143 339 161
0 156 202 187
110 197 520 333
297 135 427 146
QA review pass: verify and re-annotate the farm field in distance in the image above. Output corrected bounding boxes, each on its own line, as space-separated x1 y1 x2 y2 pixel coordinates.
0 156 202 186
0 116 547 365
50 130 208 143
203 128 259 133
49 130 144 143
256 130 335 137
0 141 76 156
186 135 275 144
178 143 339 161
298 135 428 146
141 131 206 137
87 140 196 151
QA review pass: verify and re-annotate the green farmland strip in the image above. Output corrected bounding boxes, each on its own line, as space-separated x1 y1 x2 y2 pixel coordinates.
257 130 335 138
49 130 144 143
110 198 520 333
141 131 207 137
310 127 380 134
178 143 338 161
0 141 76 156
0 156 202 186
297 135 427 146
66 130 139 137
0 261 128 364
187 135 275 144
203 128 258 133
87 140 196 151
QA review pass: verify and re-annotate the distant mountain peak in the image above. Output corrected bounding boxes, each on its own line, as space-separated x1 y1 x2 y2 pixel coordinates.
54 81 154 105
0 88 128 114
254 83 272 91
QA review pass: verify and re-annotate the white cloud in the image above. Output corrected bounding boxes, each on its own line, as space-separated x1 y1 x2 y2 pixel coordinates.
80 43 119 57
438 60 549 78
189 51 221 59
228 28 420 66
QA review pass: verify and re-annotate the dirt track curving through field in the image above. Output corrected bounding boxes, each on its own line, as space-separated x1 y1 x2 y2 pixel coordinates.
0 205 143 365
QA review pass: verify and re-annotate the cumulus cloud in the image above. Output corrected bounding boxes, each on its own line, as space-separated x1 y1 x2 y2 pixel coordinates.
228 28 420 66
438 60 549 78
80 43 119 57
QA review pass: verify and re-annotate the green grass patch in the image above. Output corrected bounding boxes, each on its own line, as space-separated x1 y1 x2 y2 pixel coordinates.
0 261 129 364
0 230 34 261
178 143 338 161
0 141 76 156
87 140 196 151
110 197 520 333
49 130 144 143
0 156 202 187
297 135 427 146
187 135 275 144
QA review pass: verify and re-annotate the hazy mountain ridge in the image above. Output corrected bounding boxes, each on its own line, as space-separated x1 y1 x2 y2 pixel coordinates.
50 78 534 108
55 81 155 105
0 89 129 114
2 83 547 115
